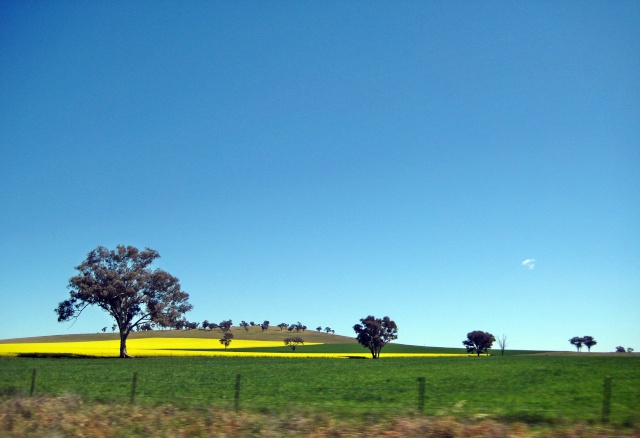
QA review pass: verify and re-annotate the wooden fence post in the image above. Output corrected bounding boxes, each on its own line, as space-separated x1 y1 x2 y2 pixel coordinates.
30 369 37 396
417 377 426 414
130 372 138 405
601 376 612 423
234 374 241 411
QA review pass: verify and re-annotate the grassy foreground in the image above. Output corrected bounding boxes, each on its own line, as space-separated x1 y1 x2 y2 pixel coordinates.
1 355 638 427
1 331 638 435
2 394 638 437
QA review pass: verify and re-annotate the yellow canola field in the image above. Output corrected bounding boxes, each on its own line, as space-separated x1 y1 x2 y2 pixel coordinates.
0 338 469 358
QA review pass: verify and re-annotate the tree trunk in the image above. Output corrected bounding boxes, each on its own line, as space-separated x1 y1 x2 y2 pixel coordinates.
119 331 131 358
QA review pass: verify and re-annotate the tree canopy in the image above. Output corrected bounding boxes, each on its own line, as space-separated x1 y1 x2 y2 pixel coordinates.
569 336 584 352
284 337 304 351
353 315 398 359
570 336 597 352
582 336 597 352
55 245 192 358
463 330 496 356
220 332 234 349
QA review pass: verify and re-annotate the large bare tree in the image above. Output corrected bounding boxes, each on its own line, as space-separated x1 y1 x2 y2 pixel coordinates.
55 245 192 358
497 334 508 356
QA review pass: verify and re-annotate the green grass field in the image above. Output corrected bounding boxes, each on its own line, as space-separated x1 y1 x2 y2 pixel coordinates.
1 354 638 426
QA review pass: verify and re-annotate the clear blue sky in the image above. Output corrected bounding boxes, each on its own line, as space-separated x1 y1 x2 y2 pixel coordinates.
1 1 638 352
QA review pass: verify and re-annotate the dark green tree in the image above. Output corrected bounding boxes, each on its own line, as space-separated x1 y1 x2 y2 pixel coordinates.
569 336 585 352
353 315 398 359
55 245 192 358
284 337 304 351
583 336 597 352
218 320 233 333
463 330 496 356
220 332 234 349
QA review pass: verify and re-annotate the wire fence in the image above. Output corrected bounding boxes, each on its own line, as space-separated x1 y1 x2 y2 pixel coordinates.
2 368 638 425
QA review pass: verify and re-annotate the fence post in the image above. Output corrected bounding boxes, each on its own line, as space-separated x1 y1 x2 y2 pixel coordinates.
130 372 138 405
601 376 612 423
234 374 241 411
29 369 37 396
417 377 426 414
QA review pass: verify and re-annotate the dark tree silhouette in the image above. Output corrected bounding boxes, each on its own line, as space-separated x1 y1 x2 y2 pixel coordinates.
284 337 304 351
569 336 585 352
288 322 304 333
220 332 234 349
463 330 496 356
240 320 249 331
583 336 597 352
278 323 288 331
497 334 508 356
218 320 232 333
261 320 270 331
55 245 192 358
353 315 398 359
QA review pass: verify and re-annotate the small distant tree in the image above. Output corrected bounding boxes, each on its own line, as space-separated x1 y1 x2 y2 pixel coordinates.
288 322 304 333
569 336 585 352
284 337 304 352
463 331 496 356
615 346 626 353
583 336 597 352
353 315 398 359
219 320 232 333
628 348 634 353
250 321 255 326
202 320 210 330
138 322 153 331
261 320 270 331
496 334 508 356
278 323 288 331
220 332 234 349
101 327 107 333
316 326 322 332
324 327 332 334
240 320 249 331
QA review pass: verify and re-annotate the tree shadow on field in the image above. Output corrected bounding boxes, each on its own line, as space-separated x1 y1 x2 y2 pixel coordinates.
17 353 107 359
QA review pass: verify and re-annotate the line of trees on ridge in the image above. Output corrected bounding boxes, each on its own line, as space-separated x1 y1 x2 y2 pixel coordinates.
58 245 622 358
